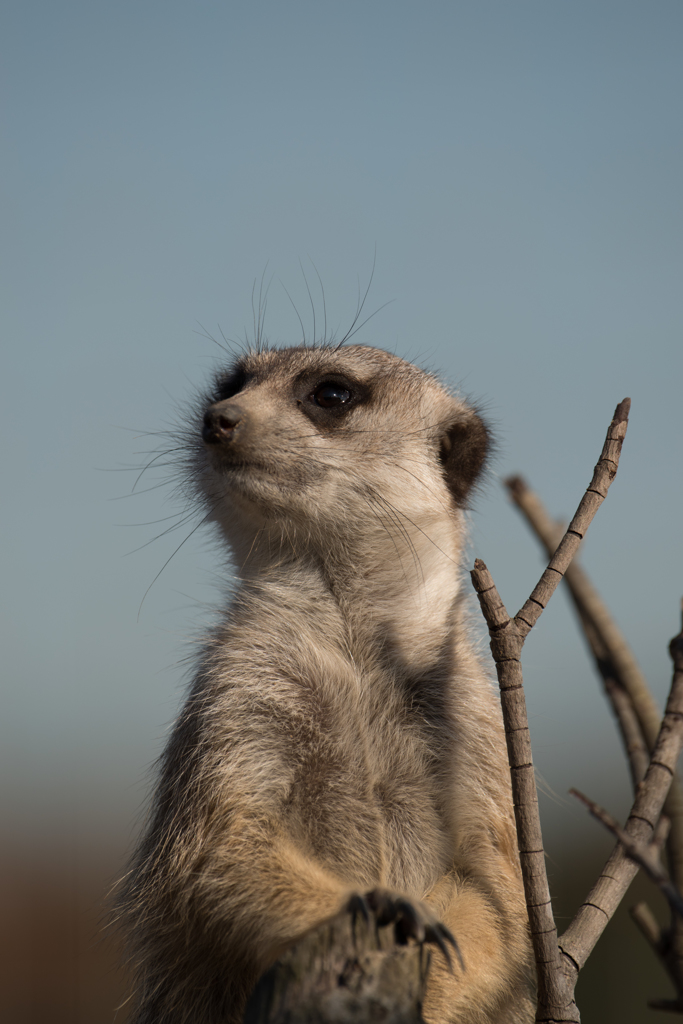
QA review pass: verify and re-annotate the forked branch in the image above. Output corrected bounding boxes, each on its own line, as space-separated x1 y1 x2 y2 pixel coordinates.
570 791 683 919
471 398 630 1023
504 473 660 751
560 614 683 997
513 398 630 640
506 480 683 1006
504 475 650 787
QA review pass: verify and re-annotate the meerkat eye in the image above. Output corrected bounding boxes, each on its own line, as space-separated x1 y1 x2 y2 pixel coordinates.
311 384 352 408
214 368 247 402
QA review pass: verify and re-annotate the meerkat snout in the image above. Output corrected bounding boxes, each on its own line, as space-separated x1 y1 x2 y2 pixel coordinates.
201 402 245 446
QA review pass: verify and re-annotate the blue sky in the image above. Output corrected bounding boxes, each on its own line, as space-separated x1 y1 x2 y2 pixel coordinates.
2 0 682 882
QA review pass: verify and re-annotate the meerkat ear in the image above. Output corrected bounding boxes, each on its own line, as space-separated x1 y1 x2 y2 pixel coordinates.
439 411 490 506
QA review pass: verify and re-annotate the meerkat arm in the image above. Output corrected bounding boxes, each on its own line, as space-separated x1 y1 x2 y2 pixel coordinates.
423 864 535 1023
188 815 354 969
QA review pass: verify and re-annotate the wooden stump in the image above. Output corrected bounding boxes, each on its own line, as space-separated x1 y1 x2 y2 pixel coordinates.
244 909 431 1023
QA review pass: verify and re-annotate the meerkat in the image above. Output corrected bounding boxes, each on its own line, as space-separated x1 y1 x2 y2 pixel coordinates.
120 343 535 1023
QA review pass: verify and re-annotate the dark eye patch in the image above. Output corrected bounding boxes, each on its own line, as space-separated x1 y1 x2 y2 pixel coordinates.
214 368 247 402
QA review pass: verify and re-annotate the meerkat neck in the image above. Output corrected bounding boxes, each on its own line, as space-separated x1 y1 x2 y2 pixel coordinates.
231 510 465 676
329 518 464 673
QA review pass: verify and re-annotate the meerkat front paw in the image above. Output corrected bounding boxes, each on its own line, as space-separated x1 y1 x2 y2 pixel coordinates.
347 888 464 971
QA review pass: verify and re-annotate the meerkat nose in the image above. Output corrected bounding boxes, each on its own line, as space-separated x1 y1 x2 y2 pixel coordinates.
202 403 244 446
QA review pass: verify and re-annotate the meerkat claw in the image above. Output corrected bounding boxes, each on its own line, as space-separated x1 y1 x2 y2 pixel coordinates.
394 897 426 944
360 888 461 970
426 922 465 973
347 892 371 926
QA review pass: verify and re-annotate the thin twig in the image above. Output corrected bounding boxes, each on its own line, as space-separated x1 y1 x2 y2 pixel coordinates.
505 475 650 785
513 399 630 640
505 476 683 878
471 560 569 1021
505 479 683 1007
631 901 664 951
504 473 658 737
559 609 683 978
570 789 683 918
603 677 650 787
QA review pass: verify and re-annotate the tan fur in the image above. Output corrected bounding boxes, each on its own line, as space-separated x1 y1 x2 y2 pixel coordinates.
120 344 535 1022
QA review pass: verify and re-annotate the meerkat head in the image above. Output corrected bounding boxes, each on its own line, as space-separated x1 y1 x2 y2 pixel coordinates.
192 344 489 563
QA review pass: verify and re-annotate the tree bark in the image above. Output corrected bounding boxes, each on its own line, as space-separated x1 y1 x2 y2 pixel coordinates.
244 910 431 1024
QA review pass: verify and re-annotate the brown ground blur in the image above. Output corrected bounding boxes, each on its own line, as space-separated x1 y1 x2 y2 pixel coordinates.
0 846 130 1024
0 833 676 1023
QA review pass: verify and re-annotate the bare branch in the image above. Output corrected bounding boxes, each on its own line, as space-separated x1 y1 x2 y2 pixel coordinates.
560 611 683 973
470 399 632 1022
505 474 651 785
513 398 630 640
603 677 650 787
648 999 683 1014
570 790 683 919
630 901 664 951
505 481 683 1007
470 561 570 1021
